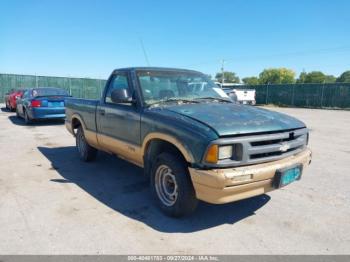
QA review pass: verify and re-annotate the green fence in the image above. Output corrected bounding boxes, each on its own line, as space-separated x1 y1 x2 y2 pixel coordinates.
239 83 350 109
1 73 350 109
0 73 107 100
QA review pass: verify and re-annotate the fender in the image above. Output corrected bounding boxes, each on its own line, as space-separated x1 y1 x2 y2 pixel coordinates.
69 113 101 149
142 132 195 163
69 113 87 135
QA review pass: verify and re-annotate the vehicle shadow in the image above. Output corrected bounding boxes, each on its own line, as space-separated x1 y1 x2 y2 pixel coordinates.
1 107 12 112
38 146 271 233
8 115 64 126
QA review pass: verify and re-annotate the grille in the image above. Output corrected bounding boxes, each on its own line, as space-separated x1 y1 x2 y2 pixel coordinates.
207 128 309 167
246 128 308 164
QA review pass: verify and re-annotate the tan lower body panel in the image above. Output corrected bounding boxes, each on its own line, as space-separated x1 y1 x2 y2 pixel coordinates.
189 148 312 204
85 130 103 150
97 133 143 167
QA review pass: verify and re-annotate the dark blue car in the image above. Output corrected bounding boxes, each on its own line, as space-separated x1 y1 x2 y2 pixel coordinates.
16 87 70 124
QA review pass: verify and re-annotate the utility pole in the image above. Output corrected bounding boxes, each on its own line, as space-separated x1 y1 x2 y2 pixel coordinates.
221 59 225 85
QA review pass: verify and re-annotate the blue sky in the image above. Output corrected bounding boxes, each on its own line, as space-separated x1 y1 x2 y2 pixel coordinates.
1 0 349 79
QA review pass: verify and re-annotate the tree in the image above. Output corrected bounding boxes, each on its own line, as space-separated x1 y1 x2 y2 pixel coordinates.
301 71 336 83
297 71 336 83
242 77 259 85
258 68 295 84
325 75 336 83
215 71 240 83
296 72 307 83
303 71 326 83
336 71 350 83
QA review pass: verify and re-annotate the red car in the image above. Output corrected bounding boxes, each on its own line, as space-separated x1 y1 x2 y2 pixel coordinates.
5 89 25 111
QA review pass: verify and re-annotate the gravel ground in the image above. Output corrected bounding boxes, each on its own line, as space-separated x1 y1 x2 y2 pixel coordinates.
0 105 349 254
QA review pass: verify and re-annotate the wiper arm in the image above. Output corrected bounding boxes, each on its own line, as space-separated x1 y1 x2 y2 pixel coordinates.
163 98 200 103
194 97 233 103
148 98 200 107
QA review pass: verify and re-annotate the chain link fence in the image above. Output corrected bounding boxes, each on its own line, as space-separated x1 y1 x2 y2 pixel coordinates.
240 83 350 109
0 73 107 101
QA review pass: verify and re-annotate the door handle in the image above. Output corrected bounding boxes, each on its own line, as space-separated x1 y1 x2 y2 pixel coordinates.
98 109 105 115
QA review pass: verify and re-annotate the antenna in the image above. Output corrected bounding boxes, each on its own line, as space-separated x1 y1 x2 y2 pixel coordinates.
139 37 151 66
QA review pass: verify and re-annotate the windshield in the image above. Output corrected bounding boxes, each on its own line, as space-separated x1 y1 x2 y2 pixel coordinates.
137 70 230 106
32 88 69 97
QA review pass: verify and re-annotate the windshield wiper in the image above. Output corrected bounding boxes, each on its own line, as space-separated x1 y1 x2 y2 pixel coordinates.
148 98 200 107
164 98 200 103
194 97 233 103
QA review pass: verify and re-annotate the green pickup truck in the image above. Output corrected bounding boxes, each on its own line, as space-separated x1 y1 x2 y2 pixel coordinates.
65 67 312 217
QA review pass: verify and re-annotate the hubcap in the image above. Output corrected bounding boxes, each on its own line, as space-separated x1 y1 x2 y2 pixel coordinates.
155 165 178 206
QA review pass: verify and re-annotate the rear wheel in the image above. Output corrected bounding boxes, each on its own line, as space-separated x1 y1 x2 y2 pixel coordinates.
150 152 198 217
5 101 9 110
76 126 97 162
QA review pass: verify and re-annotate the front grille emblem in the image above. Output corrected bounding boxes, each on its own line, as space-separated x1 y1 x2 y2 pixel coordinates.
279 143 290 152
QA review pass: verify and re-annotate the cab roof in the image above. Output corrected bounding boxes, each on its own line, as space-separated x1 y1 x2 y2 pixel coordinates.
112 67 203 74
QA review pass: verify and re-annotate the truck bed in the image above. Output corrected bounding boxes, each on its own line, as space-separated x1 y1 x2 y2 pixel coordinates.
65 97 99 133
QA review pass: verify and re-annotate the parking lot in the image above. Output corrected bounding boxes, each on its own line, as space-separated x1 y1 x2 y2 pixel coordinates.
0 105 349 254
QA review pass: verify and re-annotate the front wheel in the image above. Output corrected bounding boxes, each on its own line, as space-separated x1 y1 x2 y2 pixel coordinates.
76 126 97 162
151 152 198 217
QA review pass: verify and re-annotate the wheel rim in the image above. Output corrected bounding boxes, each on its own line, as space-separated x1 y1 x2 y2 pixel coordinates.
155 165 178 206
77 130 87 156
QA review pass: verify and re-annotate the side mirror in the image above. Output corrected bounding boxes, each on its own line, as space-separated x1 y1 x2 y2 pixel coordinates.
110 88 133 104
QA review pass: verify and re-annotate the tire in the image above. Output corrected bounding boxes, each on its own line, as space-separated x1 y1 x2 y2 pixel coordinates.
16 107 20 118
5 101 9 110
24 110 32 124
76 126 97 162
150 152 198 217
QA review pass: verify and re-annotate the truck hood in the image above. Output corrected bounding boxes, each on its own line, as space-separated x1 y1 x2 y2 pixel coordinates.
163 103 306 136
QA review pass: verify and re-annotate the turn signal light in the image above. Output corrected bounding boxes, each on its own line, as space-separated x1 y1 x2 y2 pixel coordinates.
205 145 218 163
31 100 41 107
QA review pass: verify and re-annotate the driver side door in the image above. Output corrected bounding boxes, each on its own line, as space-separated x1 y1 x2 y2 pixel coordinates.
96 72 142 166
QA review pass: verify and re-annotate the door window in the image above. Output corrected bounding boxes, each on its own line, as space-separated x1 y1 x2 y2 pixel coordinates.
105 74 131 104
23 90 30 98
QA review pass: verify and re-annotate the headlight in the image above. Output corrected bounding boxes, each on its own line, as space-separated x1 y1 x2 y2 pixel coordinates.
218 145 232 160
205 145 234 163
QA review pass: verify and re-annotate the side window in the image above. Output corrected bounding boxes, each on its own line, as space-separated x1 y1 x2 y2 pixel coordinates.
23 90 29 98
105 74 130 103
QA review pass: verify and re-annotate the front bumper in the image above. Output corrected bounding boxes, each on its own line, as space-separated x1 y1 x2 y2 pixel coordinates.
189 148 312 204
